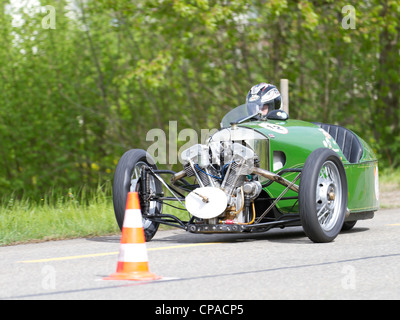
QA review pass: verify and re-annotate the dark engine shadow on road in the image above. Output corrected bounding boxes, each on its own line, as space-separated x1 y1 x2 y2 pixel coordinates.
86 226 369 245
150 225 369 245
154 227 309 244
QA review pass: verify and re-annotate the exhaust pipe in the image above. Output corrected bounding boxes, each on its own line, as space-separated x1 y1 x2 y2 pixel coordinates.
252 167 299 193
170 170 187 185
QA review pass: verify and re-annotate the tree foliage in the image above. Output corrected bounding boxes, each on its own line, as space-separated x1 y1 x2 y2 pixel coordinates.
0 0 399 198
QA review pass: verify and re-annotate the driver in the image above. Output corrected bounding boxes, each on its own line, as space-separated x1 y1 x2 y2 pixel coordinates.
246 83 282 116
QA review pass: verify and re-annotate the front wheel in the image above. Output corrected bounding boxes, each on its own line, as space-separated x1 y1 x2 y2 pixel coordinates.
299 148 348 243
112 149 162 241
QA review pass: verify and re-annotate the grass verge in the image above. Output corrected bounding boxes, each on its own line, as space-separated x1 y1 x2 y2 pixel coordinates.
0 183 119 246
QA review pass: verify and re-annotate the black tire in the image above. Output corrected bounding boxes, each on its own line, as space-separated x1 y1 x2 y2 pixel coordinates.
299 148 348 243
112 149 162 241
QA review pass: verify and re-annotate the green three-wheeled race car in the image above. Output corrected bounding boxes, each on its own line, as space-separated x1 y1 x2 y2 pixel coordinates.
112 104 379 243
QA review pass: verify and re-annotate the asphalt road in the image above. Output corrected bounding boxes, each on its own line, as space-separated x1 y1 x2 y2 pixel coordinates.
1 208 399 300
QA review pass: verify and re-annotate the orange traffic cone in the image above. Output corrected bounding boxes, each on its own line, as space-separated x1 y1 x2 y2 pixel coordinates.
104 192 161 281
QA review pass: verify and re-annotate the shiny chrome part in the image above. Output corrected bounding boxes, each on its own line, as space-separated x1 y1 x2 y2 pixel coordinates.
316 161 343 232
252 167 299 193
243 181 262 200
170 169 187 185
208 126 269 170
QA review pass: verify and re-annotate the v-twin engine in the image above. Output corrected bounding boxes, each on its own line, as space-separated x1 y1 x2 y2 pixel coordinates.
179 142 261 224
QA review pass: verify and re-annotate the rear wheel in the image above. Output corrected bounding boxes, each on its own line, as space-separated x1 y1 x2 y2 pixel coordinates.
112 149 162 241
299 148 348 243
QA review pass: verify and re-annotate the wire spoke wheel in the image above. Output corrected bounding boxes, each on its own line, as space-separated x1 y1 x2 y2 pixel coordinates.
299 148 348 243
316 161 343 232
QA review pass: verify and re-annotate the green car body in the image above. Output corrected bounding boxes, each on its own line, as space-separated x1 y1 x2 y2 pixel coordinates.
231 118 379 220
